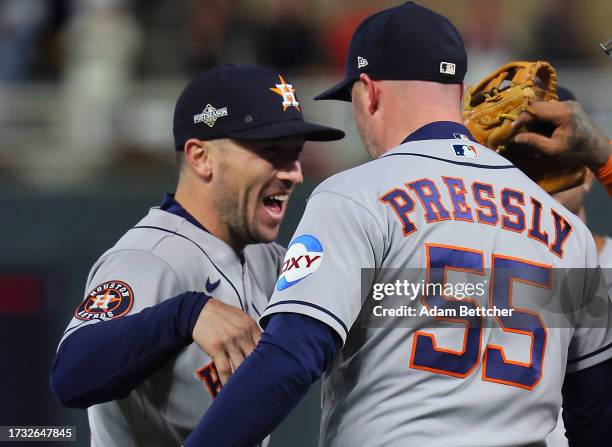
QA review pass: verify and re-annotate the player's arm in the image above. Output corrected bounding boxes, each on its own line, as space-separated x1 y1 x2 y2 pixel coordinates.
562 357 612 446
513 101 612 196
50 290 209 408
50 250 260 408
185 189 384 445
184 312 339 447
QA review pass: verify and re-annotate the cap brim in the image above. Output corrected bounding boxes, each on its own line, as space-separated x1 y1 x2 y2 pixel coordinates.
227 119 345 142
314 78 356 102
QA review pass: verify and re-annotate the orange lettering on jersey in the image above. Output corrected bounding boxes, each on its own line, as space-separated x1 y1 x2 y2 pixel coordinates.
528 197 549 247
471 181 499 226
380 177 574 258
442 176 474 222
196 362 222 398
550 209 573 258
500 188 526 233
380 188 418 236
407 178 451 223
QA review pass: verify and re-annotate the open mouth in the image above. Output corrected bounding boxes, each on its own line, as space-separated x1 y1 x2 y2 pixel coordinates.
263 193 289 214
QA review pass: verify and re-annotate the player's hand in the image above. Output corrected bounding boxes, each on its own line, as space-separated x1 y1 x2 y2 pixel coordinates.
192 298 262 385
513 100 611 171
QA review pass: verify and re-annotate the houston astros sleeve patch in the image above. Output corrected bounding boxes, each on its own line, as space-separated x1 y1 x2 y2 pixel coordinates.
75 280 134 321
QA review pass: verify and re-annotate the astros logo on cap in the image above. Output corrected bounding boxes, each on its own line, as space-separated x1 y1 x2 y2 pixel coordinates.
75 280 134 321
270 75 300 111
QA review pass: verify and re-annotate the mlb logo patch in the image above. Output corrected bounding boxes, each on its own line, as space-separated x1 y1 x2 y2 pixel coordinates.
440 61 456 75
452 144 478 159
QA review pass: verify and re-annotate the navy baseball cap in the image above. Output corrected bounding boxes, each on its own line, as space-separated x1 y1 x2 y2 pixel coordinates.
315 1 467 102
173 65 345 150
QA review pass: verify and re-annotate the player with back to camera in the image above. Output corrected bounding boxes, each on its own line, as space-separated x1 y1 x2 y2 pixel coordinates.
49 65 344 446
184 3 612 446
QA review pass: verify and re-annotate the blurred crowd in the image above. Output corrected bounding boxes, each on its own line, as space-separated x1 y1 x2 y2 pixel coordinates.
0 0 357 84
0 0 610 185
0 0 606 83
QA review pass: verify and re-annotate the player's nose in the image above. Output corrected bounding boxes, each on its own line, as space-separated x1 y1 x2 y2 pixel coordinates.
277 160 303 186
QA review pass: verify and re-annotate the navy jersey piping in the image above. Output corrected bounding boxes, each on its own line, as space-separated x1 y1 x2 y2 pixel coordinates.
379 152 516 169
568 341 612 365
252 303 262 317
265 300 348 335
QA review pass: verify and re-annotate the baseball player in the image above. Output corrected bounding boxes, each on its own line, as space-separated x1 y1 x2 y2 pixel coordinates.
185 3 612 446
49 64 344 446
544 87 612 447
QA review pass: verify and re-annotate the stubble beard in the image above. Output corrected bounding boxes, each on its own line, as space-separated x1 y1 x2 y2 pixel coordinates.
213 172 254 250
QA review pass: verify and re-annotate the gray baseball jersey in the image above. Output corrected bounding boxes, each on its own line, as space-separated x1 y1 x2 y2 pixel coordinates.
61 206 284 446
261 132 612 446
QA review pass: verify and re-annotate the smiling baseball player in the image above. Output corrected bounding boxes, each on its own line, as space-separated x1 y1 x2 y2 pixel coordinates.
49 65 344 446
185 4 612 447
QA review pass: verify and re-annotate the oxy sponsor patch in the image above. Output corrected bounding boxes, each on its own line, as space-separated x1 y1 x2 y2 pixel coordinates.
75 280 134 321
276 235 323 291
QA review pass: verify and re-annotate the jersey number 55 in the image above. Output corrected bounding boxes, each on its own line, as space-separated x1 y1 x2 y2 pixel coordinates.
410 243 550 390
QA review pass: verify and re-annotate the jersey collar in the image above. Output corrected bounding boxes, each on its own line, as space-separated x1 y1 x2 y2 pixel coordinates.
160 193 210 233
401 121 475 144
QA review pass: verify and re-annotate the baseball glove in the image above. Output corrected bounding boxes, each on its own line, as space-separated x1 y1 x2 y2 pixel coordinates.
463 60 586 194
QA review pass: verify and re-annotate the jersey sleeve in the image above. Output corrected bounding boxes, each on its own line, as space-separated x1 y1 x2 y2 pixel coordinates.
260 191 385 344
595 142 612 197
566 237 612 374
60 249 183 344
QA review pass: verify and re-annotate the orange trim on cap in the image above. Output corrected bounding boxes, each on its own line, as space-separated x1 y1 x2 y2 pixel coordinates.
596 142 612 197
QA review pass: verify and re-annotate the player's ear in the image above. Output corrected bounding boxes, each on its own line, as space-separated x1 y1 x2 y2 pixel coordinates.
359 73 380 115
183 138 213 180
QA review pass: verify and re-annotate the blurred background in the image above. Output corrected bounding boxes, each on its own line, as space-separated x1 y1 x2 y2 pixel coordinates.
0 0 611 445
